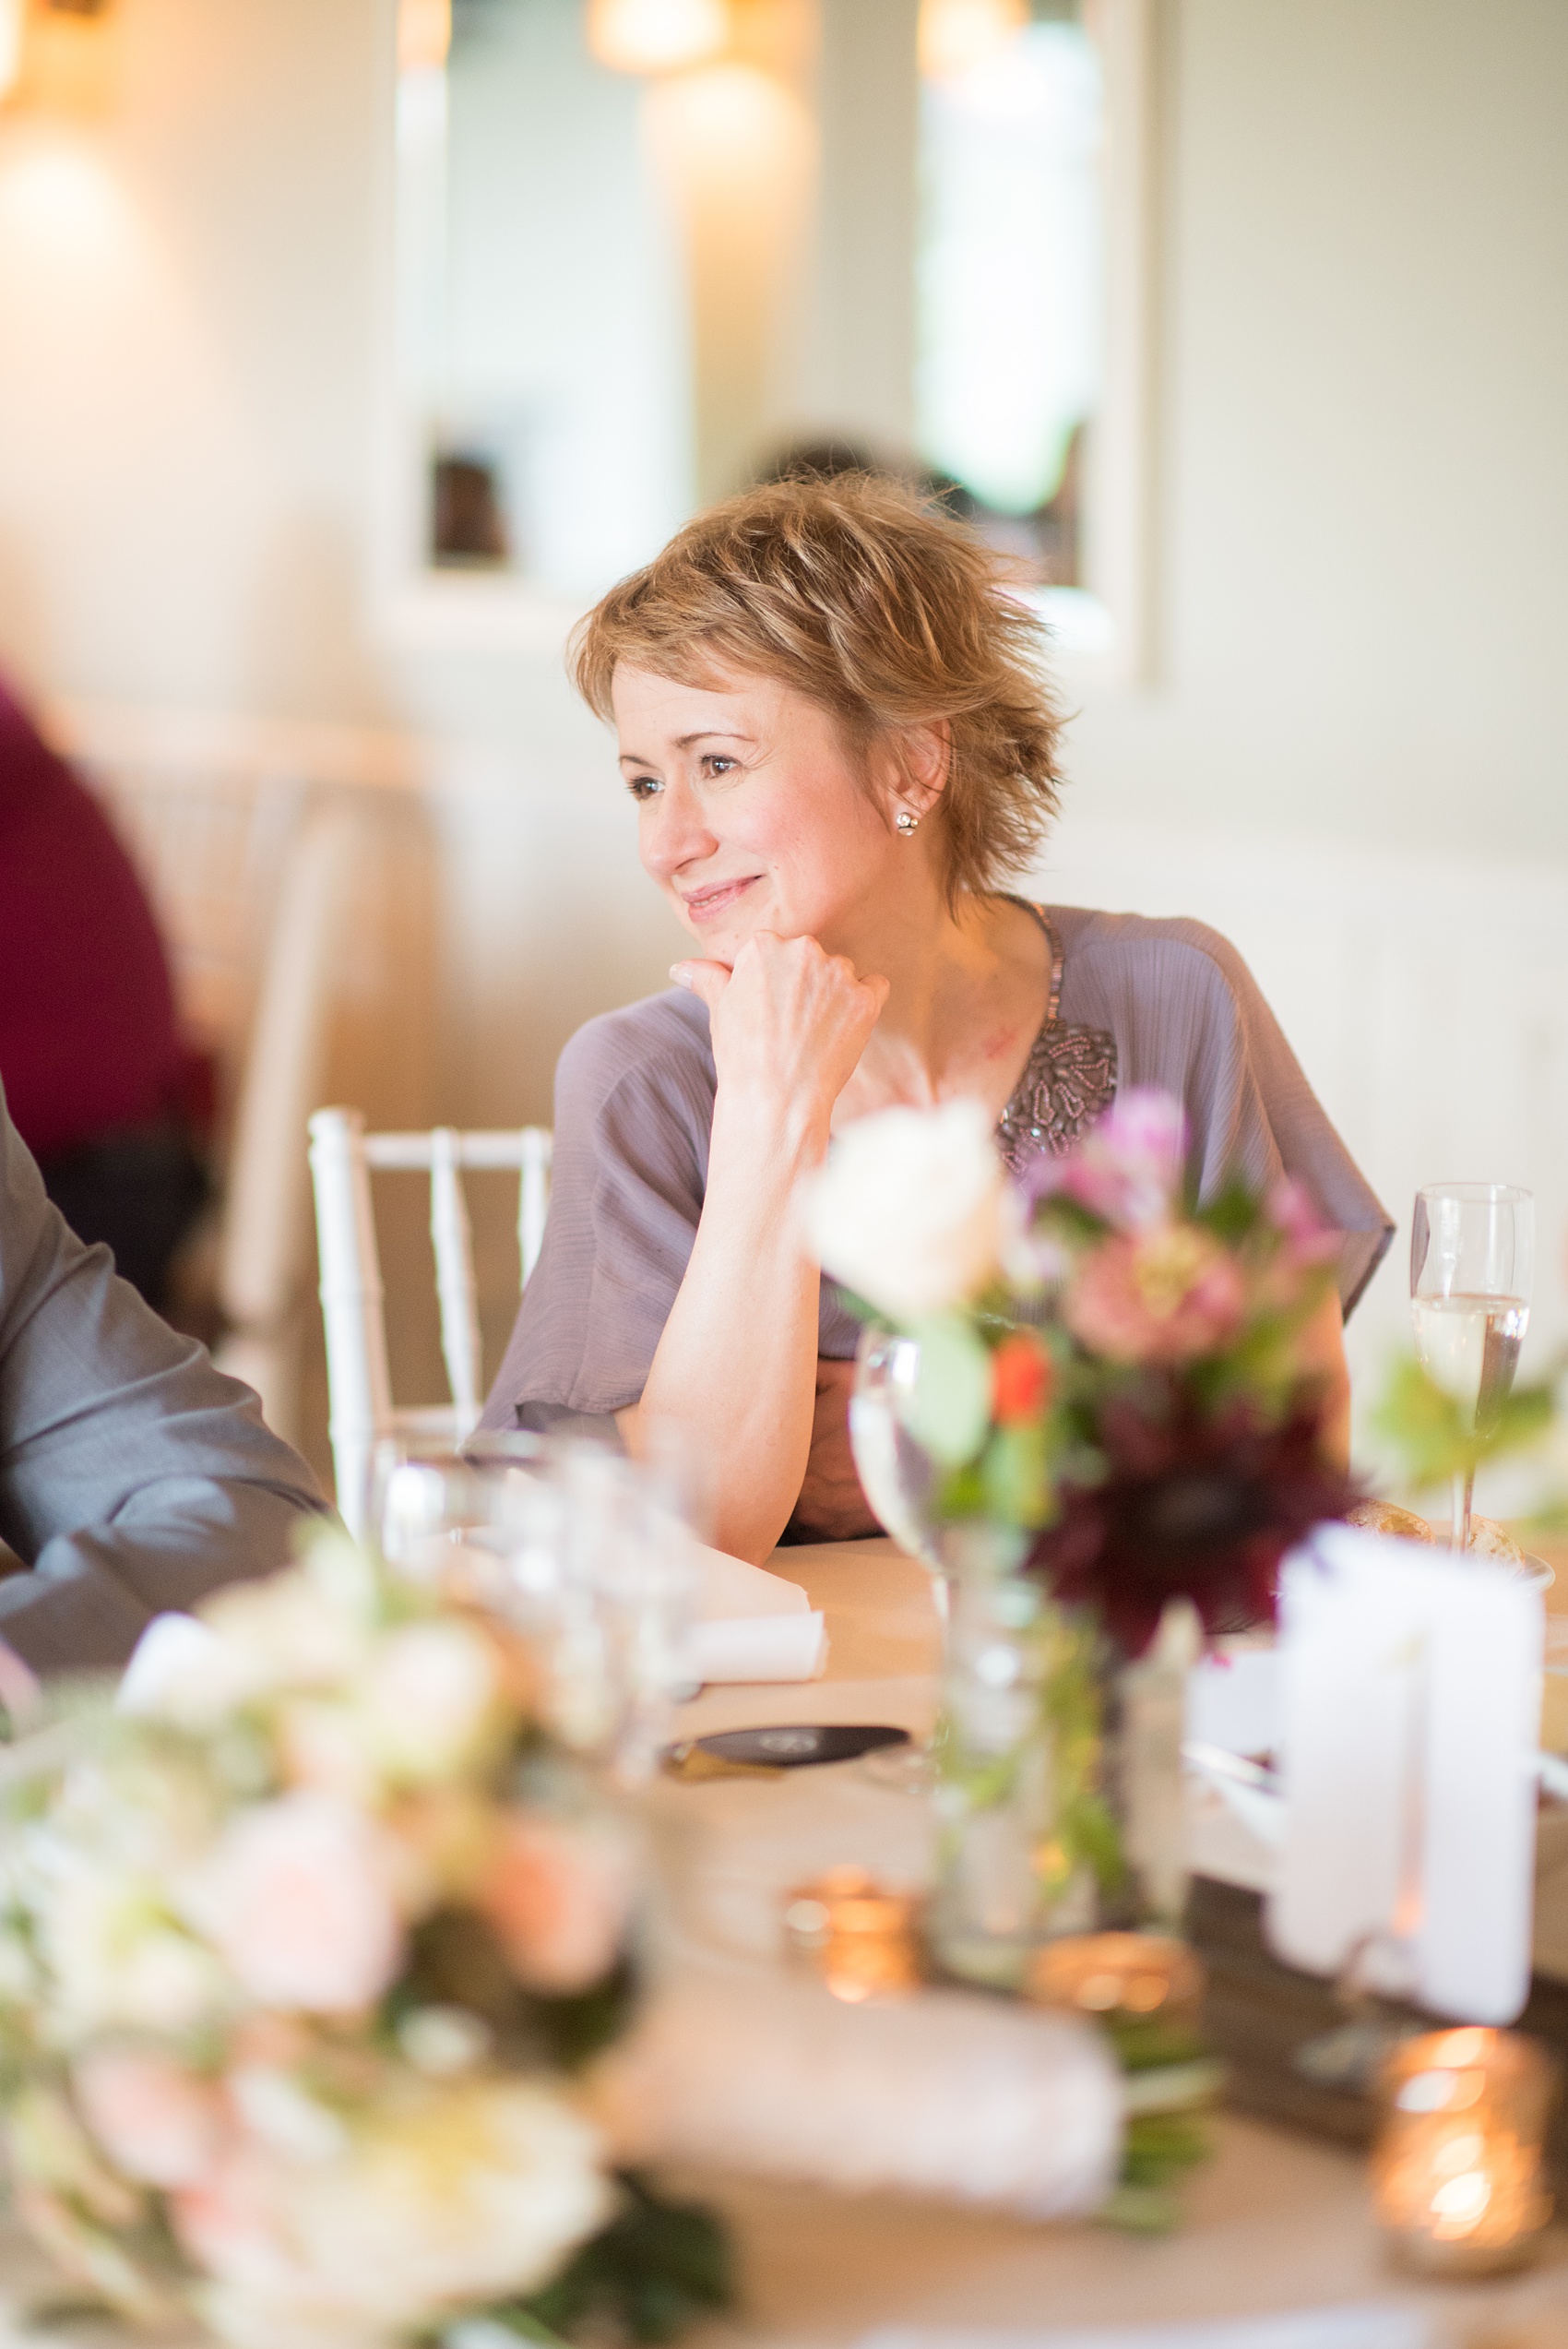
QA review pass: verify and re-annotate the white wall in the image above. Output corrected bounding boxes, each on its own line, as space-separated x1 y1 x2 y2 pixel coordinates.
2 0 1566 1433
1071 0 1568 857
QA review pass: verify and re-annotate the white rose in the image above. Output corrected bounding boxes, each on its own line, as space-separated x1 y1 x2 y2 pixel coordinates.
37 1865 228 2041
357 1621 502 1784
120 1566 369 1735
177 2080 610 2342
285 2079 610 2319
802 1099 1006 1321
183 1794 402 2015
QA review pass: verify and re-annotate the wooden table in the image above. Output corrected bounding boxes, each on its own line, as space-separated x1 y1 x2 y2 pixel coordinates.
659 1538 1568 2349
4 1540 1563 2347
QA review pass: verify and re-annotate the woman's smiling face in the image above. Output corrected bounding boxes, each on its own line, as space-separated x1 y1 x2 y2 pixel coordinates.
612 663 912 962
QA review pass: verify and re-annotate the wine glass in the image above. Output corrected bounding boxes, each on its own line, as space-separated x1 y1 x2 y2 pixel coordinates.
850 1328 1028 1794
849 1328 945 1580
373 1432 696 1783
1409 1183 1534 1553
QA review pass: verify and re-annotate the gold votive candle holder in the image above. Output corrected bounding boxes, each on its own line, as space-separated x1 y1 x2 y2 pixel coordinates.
782 1867 924 2004
1025 1932 1206 2028
1372 2026 1556 2276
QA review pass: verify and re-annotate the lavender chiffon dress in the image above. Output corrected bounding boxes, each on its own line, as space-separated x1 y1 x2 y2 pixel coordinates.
480 905 1393 1440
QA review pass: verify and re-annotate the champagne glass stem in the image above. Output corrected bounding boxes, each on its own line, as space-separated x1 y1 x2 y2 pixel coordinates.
1451 1467 1476 1554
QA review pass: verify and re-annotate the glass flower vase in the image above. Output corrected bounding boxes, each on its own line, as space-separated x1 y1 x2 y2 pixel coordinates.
928 1533 1198 1987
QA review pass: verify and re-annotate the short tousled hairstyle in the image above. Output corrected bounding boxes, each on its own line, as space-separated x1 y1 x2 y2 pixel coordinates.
568 473 1065 901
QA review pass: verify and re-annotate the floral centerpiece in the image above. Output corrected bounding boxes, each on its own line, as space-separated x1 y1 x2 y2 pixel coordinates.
0 1533 728 2349
808 1088 1355 1937
811 1086 1354 1646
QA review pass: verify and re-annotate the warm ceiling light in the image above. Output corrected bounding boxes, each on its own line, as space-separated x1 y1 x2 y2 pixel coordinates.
917 0 1027 82
587 0 728 77
0 0 25 101
398 0 451 75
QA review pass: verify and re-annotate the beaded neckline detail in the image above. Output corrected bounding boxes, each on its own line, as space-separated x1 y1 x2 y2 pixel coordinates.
993 907 1118 1178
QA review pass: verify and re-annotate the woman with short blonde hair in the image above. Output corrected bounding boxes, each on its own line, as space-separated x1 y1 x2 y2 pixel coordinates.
481 476 1390 1559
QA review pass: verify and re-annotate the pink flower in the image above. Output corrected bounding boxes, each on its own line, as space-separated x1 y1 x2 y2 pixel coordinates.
480 1816 635 1995
172 2142 292 2295
1267 1178 1340 1268
74 2048 227 2189
1065 1225 1246 1365
184 1794 402 2015
1032 1088 1188 1231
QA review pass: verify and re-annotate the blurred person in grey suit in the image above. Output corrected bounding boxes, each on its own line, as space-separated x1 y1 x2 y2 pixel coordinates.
0 1079 328 1678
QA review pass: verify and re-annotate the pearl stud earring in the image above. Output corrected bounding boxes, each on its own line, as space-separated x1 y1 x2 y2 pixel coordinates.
895 809 919 835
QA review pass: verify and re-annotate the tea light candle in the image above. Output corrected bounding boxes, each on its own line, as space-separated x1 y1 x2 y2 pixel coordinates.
782 1867 923 2003
1372 2026 1555 2276
1025 1932 1206 2026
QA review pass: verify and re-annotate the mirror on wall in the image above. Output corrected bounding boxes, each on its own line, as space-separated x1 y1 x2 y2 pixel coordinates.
383 0 1148 668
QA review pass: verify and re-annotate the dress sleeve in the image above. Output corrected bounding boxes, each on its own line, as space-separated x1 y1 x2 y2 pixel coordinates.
479 1002 715 1427
1108 920 1395 1317
0 1087 329 1674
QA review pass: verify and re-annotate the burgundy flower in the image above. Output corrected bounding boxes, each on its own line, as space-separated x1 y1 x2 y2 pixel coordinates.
1026 1388 1356 1657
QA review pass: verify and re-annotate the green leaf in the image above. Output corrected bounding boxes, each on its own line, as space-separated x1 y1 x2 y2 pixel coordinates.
1192 1178 1259 1246
1372 1353 1558 1489
980 1423 1056 1528
1096 2182 1182 2234
906 1314 994 1467
496 2173 734 2346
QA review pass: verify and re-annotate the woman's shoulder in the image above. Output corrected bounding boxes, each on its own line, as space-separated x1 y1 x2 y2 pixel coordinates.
1049 904 1259 1022
555 987 716 1122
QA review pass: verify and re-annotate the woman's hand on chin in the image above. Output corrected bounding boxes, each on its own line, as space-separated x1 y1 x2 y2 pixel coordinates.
672 931 887 1151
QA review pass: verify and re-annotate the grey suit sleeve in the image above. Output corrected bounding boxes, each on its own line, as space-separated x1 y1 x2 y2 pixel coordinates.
0 1088 330 1674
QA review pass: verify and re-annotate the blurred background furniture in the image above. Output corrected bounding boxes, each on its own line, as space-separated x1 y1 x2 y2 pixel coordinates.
308 1107 552 1532
48 700 439 1457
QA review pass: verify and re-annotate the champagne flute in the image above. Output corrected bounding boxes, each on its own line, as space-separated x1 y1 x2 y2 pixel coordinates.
1409 1184 1533 1553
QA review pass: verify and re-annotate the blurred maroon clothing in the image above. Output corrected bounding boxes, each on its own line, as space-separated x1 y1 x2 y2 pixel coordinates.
0 678 189 1161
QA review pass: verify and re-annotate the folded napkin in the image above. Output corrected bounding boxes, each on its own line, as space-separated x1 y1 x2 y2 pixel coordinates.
858 2315 1431 2349
686 1543 826 1686
691 1544 810 1618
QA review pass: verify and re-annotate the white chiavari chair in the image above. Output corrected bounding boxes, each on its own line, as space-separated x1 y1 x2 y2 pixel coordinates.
307 1108 552 1533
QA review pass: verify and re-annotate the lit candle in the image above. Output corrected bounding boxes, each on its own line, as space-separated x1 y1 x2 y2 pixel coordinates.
782 1867 924 2004
1372 2027 1555 2276
1025 1932 1206 2026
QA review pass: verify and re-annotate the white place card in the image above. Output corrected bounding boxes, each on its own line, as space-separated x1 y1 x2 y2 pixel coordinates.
1268 1523 1543 2023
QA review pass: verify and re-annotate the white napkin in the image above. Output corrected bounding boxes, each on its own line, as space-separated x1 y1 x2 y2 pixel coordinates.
686 1543 826 1685
684 1611 826 1685
691 1543 811 1619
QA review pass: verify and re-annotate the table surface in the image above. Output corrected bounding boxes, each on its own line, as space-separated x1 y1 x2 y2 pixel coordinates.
5 1539 1565 2348
658 1536 1568 2349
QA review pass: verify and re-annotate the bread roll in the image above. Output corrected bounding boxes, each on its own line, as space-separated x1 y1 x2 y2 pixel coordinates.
1347 1499 1434 1544
1468 1514 1526 1568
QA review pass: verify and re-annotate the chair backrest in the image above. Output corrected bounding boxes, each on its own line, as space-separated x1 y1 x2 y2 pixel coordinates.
308 1108 553 1534
52 701 430 1447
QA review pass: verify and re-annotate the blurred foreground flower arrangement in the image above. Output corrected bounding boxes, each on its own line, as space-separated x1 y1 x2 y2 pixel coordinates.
0 1534 729 2349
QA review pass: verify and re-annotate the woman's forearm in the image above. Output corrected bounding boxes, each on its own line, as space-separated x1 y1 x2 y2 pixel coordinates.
620 1091 826 1561
1301 1287 1352 1469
